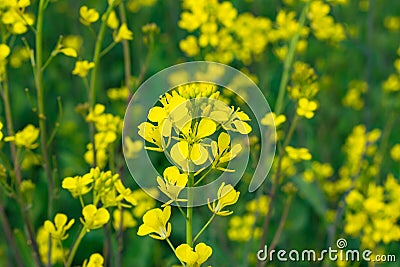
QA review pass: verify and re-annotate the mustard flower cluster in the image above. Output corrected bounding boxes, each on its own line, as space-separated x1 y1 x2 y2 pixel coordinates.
288 61 320 119
342 80 368 110
138 83 251 171
228 195 269 242
307 1 346 43
179 0 271 64
136 83 246 266
344 175 400 249
319 125 381 200
0 0 34 35
85 104 123 169
37 213 75 265
62 167 137 209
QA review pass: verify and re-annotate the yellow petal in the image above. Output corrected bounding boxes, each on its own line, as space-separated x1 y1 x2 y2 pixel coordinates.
195 243 213 264
176 244 198 265
196 118 216 139
148 106 167 123
190 143 209 165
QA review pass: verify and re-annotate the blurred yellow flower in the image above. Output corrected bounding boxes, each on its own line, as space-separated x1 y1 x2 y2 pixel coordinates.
296 98 318 119
285 146 312 161
4 124 39 149
175 242 212 267
107 11 119 29
72 60 95 77
114 23 133 42
81 205 110 231
112 209 137 231
261 112 286 127
83 253 104 267
62 35 83 52
208 183 240 216
180 35 200 57
137 205 171 240
44 213 75 241
390 144 400 161
79 6 99 26
0 44 10 59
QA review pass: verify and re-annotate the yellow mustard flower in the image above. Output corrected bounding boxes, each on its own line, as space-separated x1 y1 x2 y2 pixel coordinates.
208 183 240 216
62 173 93 198
79 6 99 26
180 35 200 57
157 166 188 206
210 105 252 134
83 253 104 267
170 118 216 166
261 112 286 127
4 124 39 149
296 98 318 119
382 74 400 92
137 205 171 240
43 213 75 241
112 209 137 231
132 188 158 218
390 144 400 162
138 122 163 152
72 60 95 78
210 132 242 171
147 91 188 137
81 204 110 231
107 10 119 29
285 146 312 161
114 179 138 206
59 47 77 58
107 86 130 100
0 44 10 60
175 242 212 267
114 23 133 42
36 227 65 265
62 35 83 52
124 137 142 159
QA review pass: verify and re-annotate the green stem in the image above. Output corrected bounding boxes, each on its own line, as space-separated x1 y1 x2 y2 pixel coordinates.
192 213 216 244
176 202 188 220
99 42 117 58
166 238 186 267
118 2 132 96
35 0 54 218
274 3 309 115
88 2 116 166
186 170 194 246
193 167 212 186
65 227 86 267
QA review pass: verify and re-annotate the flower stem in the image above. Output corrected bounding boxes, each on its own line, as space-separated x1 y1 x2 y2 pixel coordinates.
274 3 309 115
35 0 54 218
186 170 194 246
166 238 186 267
65 227 86 267
192 213 216 244
88 2 116 166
